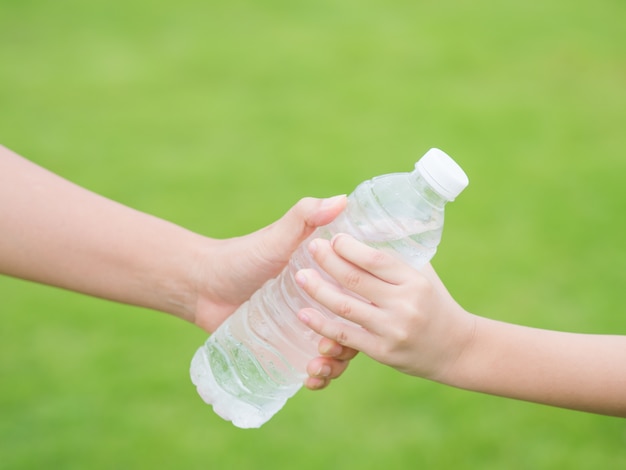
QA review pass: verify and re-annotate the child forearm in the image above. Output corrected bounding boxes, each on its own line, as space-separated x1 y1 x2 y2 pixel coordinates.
446 315 626 417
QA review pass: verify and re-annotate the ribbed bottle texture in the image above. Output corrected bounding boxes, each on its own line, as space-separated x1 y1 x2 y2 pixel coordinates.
190 148 469 428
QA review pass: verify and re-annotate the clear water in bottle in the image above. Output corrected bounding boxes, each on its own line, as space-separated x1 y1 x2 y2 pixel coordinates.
190 148 469 428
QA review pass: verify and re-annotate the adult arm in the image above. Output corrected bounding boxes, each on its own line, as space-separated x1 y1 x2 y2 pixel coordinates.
0 145 355 388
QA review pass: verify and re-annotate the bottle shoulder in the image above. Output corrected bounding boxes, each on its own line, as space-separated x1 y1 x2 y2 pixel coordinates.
318 172 444 243
350 172 444 219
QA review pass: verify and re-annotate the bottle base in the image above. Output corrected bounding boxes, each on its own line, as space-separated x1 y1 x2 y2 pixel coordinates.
190 346 288 429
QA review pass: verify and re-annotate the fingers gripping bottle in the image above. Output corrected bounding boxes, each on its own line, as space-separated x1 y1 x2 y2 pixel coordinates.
190 148 469 428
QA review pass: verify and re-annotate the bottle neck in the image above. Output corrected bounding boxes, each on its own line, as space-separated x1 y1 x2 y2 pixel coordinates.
409 171 450 209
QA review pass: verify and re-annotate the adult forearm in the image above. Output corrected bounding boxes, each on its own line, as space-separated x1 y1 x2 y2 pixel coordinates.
0 146 206 319
446 315 626 417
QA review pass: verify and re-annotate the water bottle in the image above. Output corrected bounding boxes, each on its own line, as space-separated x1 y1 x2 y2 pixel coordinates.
190 148 469 428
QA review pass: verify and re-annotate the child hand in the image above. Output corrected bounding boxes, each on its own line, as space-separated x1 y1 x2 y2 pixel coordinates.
295 234 476 381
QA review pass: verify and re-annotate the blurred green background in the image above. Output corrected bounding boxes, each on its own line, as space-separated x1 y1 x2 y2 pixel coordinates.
1 0 625 468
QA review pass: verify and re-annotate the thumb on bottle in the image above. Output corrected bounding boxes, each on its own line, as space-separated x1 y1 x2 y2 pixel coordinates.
258 195 347 263
307 195 347 227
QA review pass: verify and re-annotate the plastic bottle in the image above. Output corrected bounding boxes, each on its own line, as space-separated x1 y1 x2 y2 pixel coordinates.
190 148 469 428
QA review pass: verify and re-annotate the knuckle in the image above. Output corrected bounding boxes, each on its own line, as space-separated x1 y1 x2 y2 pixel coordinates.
288 197 310 223
336 300 353 319
335 329 350 346
412 274 434 294
390 326 411 346
368 249 388 267
343 269 362 290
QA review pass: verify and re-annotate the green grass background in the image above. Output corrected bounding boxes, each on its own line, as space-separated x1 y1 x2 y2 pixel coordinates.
1 0 625 468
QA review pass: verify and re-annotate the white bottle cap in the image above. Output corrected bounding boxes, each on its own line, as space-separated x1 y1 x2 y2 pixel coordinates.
415 148 469 201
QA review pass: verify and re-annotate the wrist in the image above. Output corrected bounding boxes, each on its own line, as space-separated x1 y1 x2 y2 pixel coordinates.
147 229 216 325
429 309 480 387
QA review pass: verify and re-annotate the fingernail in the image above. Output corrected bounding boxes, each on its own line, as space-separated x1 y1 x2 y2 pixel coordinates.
297 311 310 324
295 271 307 287
330 234 340 247
307 377 327 390
320 194 346 209
316 365 332 378
320 342 343 356
307 240 318 254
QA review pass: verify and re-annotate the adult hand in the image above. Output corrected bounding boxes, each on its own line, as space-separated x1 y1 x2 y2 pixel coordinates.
193 197 358 390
